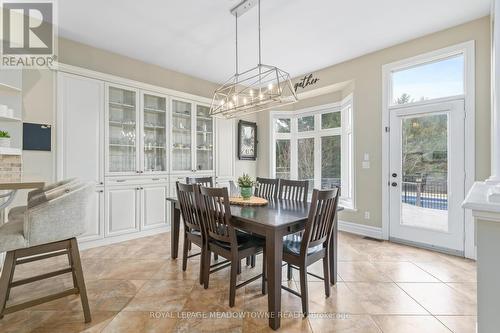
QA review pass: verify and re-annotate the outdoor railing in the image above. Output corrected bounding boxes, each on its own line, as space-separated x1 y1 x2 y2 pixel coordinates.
401 175 447 210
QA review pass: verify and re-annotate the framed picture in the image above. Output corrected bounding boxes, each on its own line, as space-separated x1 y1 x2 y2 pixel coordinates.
238 120 257 160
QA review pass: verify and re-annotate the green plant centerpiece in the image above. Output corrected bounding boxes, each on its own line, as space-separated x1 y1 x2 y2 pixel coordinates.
0 131 10 138
0 131 11 148
237 174 255 200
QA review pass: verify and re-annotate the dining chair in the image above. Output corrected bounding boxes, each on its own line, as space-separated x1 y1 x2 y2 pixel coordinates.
278 179 309 203
0 182 94 322
254 177 279 199
186 176 213 187
176 182 205 284
281 187 340 316
196 186 266 307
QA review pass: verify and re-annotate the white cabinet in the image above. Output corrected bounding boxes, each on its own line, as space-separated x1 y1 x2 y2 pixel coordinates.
79 187 104 242
215 117 235 187
106 186 140 236
57 73 104 184
141 184 168 230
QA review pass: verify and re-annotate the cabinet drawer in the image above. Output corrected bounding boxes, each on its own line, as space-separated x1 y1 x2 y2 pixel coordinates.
106 176 169 186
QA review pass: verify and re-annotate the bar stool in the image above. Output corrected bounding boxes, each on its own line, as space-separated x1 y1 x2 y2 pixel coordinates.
0 182 94 322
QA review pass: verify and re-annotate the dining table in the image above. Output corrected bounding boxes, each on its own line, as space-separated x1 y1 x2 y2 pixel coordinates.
166 196 343 330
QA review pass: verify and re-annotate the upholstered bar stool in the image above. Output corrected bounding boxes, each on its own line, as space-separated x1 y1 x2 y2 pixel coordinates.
0 182 94 322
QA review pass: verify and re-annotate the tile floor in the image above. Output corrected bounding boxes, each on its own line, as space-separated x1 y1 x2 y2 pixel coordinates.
0 231 477 332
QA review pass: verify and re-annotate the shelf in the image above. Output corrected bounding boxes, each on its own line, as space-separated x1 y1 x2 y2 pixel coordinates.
109 143 136 148
144 107 166 114
109 102 135 109
172 147 191 150
0 115 21 122
196 131 213 134
0 147 21 155
197 148 213 151
0 82 21 93
172 112 191 119
109 121 136 127
197 116 212 121
144 146 166 149
173 128 190 132
144 125 165 130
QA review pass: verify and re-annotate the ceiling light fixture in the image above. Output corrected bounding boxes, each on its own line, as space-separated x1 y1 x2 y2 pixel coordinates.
209 0 298 118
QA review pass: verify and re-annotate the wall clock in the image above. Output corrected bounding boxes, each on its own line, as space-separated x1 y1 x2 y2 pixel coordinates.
238 120 257 160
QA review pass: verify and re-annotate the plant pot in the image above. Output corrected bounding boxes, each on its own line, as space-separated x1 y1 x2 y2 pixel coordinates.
240 187 252 200
0 137 11 148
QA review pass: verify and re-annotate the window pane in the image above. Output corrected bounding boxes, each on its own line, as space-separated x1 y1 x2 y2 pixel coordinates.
322 112 341 129
275 118 290 133
321 136 341 190
298 115 314 132
392 54 464 105
276 139 291 179
298 138 314 192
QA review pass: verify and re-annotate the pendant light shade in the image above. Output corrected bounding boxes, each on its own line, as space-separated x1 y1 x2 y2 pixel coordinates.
210 0 298 118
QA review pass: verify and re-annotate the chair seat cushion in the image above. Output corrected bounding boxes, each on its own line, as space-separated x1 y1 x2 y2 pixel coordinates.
213 230 264 250
283 233 323 256
0 220 27 252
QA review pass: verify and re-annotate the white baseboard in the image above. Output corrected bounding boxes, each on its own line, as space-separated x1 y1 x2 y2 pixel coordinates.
338 220 383 239
78 225 170 250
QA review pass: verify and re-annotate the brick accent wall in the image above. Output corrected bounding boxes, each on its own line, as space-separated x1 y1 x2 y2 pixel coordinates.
0 155 21 182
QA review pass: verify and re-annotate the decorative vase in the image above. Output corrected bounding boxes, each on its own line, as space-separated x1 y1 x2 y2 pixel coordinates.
0 137 11 148
240 186 252 200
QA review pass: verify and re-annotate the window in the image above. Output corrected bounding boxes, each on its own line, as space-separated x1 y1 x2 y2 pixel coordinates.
391 54 464 105
271 95 354 208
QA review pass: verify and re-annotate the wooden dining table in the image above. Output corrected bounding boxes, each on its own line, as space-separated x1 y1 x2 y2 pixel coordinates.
167 197 343 330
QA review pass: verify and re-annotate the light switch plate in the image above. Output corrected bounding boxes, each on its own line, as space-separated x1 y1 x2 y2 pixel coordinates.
364 153 370 161
362 161 370 169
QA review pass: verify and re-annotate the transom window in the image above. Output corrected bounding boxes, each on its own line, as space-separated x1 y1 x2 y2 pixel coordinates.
271 95 354 208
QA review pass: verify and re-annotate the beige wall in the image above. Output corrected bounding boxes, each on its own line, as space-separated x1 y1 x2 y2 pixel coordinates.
21 38 258 185
257 16 491 229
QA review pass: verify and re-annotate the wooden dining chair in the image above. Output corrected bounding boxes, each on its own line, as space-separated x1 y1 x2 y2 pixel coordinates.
254 177 279 199
278 179 309 203
186 176 213 187
196 186 266 307
176 182 205 284
281 187 340 316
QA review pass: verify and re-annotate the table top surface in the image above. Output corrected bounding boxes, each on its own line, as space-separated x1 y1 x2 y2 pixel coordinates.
167 196 343 230
0 181 45 190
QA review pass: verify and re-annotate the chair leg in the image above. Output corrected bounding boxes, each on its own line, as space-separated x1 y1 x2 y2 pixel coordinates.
188 240 192 251
214 253 219 261
251 254 256 268
199 244 205 286
287 263 293 280
67 251 78 289
0 251 15 319
261 248 267 295
182 234 189 271
229 258 238 307
322 254 331 298
237 260 242 274
203 250 211 289
69 238 91 323
246 256 250 266
299 265 309 317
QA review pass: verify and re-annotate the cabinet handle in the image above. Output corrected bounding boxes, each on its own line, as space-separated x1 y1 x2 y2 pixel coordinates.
136 187 140 190
99 182 104 185
98 190 104 193
116 179 126 183
152 178 160 181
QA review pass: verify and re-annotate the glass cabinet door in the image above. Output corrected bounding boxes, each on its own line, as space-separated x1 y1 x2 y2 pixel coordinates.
108 86 137 173
195 105 213 171
143 94 167 172
172 99 192 171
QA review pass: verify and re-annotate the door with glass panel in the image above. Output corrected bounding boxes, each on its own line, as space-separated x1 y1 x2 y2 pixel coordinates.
195 104 213 171
389 100 465 252
171 99 193 172
142 92 167 173
106 84 139 175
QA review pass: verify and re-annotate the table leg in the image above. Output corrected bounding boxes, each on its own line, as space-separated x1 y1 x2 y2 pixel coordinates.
329 213 338 285
170 202 180 260
266 229 283 330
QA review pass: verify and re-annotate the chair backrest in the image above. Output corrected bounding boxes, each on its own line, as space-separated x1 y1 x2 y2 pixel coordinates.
176 182 202 232
278 179 309 203
301 188 340 254
196 186 235 245
254 177 279 199
186 176 213 187
27 178 78 204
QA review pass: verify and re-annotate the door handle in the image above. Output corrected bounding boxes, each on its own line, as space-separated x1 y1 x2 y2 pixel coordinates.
391 182 398 187
392 173 397 178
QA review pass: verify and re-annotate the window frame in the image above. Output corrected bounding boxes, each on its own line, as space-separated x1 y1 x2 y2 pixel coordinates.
270 94 355 209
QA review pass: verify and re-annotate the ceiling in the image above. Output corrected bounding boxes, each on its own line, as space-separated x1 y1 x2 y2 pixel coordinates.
58 0 490 84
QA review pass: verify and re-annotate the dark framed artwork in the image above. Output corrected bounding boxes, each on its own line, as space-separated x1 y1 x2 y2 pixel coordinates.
238 120 257 160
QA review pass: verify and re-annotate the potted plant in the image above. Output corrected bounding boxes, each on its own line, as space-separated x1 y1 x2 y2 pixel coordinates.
0 131 11 148
237 174 255 200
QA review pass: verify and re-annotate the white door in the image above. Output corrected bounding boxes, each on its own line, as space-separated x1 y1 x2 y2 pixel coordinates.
106 186 140 236
389 100 465 253
215 117 235 187
141 184 168 230
57 72 104 184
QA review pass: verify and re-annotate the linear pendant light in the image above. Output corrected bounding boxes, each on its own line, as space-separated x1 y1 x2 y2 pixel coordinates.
209 0 298 118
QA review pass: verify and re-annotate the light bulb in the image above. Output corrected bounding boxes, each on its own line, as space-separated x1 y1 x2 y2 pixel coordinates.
249 90 254 96
259 93 264 100
220 100 225 106
228 101 234 108
243 98 247 104
232 95 238 102
268 83 273 90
